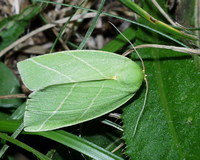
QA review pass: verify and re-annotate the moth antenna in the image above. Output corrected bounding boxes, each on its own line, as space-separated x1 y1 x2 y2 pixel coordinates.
132 76 148 138
109 21 148 138
108 21 145 73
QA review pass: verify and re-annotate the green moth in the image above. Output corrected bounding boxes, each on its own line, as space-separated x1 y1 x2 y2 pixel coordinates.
17 50 143 132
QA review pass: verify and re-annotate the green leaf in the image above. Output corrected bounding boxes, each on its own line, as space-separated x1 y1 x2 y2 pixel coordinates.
35 0 188 47
0 132 50 160
102 26 137 52
0 62 22 108
0 120 123 160
0 4 42 52
78 0 105 50
123 48 200 160
9 103 25 120
37 130 123 160
117 0 197 40
122 1 200 158
81 121 124 158
17 50 144 131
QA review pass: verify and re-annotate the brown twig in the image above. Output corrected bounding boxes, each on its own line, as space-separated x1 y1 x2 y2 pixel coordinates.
0 94 27 99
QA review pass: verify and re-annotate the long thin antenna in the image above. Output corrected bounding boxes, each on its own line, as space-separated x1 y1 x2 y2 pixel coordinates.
109 21 148 138
108 21 145 73
132 76 148 138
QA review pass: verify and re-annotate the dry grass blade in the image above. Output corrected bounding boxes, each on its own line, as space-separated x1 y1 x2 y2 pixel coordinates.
151 0 177 26
0 12 99 57
124 44 200 55
112 142 124 153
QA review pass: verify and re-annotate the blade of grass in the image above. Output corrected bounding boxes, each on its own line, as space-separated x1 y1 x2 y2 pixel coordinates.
0 0 189 57
49 1 85 53
117 0 197 40
50 11 75 53
0 12 98 57
101 119 123 132
0 103 26 158
78 0 105 49
0 132 50 160
101 26 136 52
35 0 188 48
0 123 24 158
134 44 200 55
151 0 176 26
36 130 123 160
194 0 200 69
0 120 123 160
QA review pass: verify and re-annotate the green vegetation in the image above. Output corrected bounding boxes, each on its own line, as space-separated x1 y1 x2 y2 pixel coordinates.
0 0 199 159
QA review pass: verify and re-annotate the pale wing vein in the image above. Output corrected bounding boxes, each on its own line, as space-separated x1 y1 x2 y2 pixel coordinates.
37 83 77 130
30 59 74 82
78 82 105 120
70 54 107 78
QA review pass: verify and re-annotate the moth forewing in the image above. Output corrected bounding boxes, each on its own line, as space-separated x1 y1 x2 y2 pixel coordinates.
17 50 144 132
